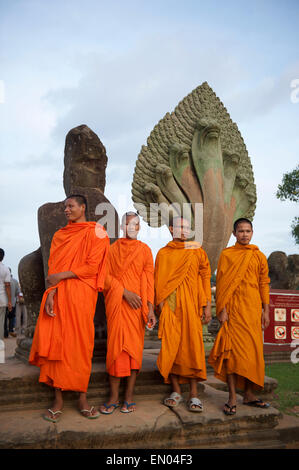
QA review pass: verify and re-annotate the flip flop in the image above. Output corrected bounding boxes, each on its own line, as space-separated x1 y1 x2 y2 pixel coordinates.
223 403 237 416
164 392 184 408
43 409 62 423
188 397 203 412
100 402 120 415
120 401 136 413
80 406 100 419
243 399 270 408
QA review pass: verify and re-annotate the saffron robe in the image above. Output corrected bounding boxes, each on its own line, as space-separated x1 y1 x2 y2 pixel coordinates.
104 238 154 376
208 242 270 390
155 241 211 384
29 222 109 392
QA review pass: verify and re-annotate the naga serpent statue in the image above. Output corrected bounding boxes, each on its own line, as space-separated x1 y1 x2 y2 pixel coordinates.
131 82 256 272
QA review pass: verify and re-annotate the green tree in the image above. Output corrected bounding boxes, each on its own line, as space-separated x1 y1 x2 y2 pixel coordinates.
276 165 299 244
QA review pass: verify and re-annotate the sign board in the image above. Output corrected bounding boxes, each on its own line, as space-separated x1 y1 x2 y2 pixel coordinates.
263 289 299 345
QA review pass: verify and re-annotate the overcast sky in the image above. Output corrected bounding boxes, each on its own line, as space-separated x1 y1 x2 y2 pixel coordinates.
1 0 298 280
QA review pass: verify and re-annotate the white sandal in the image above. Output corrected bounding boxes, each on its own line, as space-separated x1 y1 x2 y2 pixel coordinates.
43 409 62 423
80 406 100 419
164 392 184 408
188 397 203 412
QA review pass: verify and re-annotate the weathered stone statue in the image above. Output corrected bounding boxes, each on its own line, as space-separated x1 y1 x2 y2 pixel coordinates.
132 82 256 272
268 251 299 290
16 125 119 361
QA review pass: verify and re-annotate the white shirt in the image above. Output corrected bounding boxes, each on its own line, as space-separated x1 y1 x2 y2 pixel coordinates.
0 262 11 307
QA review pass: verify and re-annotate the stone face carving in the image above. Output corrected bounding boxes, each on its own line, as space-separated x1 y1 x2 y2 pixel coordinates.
16 125 119 362
268 251 299 290
132 82 256 272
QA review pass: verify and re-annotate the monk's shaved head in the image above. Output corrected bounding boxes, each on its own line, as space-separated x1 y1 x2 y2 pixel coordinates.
65 194 88 212
121 212 140 225
233 218 253 232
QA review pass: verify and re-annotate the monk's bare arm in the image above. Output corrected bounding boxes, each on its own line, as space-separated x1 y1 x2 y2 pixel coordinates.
46 271 78 287
147 302 157 327
202 301 212 324
261 303 270 330
45 289 57 317
5 282 12 311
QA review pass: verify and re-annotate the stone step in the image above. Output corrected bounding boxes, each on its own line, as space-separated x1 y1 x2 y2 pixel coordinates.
0 385 285 449
0 352 277 412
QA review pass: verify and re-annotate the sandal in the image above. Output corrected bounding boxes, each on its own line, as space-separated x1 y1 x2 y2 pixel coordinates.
243 399 270 408
80 406 100 419
100 402 120 415
43 409 62 423
188 397 203 412
223 403 237 416
120 401 136 413
164 392 184 408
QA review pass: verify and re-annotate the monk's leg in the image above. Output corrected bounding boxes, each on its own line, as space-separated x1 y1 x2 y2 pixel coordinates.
188 378 203 410
44 388 63 421
224 373 237 413
78 392 100 417
243 379 268 407
164 374 182 406
100 375 121 413
121 369 138 412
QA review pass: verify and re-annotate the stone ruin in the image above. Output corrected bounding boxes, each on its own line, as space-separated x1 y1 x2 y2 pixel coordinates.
16 125 119 362
268 251 299 290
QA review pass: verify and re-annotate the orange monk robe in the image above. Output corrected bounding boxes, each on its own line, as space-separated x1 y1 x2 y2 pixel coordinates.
155 241 211 384
103 238 154 376
208 242 270 391
29 222 109 393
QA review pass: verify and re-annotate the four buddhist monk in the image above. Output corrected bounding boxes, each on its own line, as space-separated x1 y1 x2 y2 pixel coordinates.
208 218 270 415
155 216 211 412
100 212 156 414
29 194 109 422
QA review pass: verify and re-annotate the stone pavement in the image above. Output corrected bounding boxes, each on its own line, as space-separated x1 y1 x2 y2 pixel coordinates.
1 337 299 449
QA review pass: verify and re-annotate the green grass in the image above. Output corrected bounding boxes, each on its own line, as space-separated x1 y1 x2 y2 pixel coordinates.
265 362 299 417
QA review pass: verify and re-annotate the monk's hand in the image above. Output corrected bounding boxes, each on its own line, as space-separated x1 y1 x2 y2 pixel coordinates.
262 305 270 330
46 273 64 287
123 288 142 309
45 290 56 317
218 308 228 324
202 303 212 324
147 306 157 329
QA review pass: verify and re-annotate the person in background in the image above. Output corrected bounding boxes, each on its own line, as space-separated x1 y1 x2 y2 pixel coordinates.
15 292 27 336
4 268 20 337
0 249 12 340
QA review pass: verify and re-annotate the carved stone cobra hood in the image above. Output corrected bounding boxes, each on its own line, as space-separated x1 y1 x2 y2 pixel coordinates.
132 82 256 272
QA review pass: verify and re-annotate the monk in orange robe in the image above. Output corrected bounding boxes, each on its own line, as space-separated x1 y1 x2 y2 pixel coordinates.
29 194 109 421
208 218 270 416
155 216 211 412
100 212 156 414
